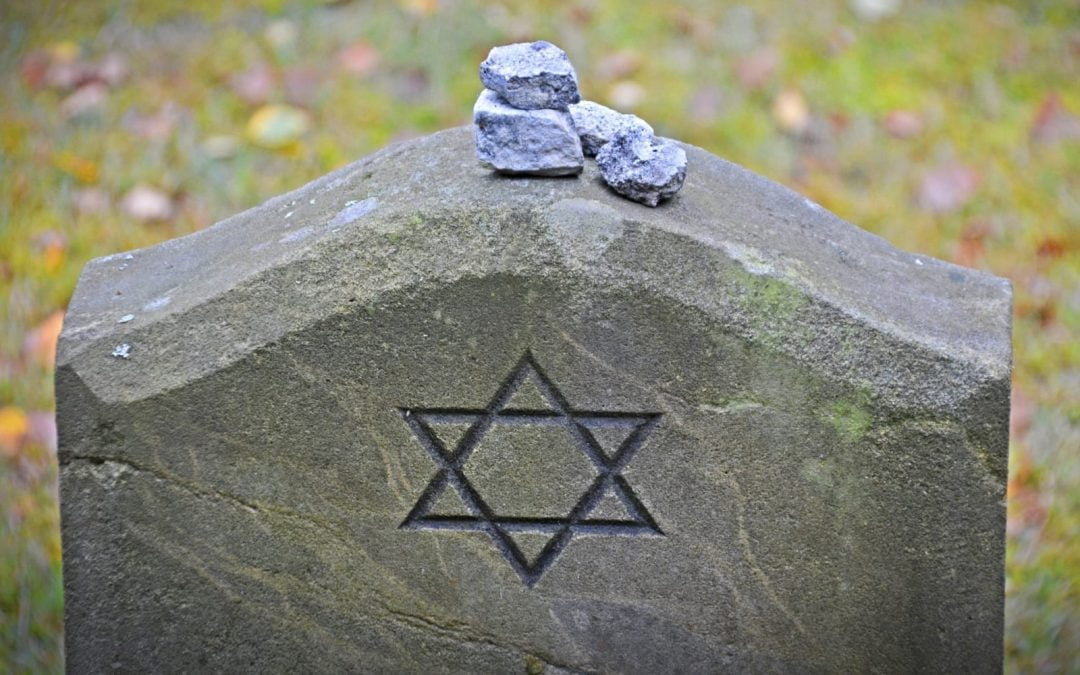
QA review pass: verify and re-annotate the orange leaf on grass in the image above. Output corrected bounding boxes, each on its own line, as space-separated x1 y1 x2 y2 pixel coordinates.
34 231 68 273
1035 237 1068 259
53 152 99 184
0 406 29 459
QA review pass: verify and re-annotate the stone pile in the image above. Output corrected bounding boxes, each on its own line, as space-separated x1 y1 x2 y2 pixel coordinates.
474 41 687 207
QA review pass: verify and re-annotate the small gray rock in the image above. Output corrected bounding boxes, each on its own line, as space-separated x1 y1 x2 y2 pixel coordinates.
569 101 654 157
474 89 584 176
479 41 581 111
596 127 687 206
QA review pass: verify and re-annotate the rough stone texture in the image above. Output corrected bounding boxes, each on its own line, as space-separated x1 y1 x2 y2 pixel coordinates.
479 41 580 111
474 89 584 176
59 126 1011 673
596 127 687 206
569 100 654 157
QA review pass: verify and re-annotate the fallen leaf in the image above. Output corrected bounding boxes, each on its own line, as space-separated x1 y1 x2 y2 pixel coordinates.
230 63 275 105
48 41 80 64
73 187 111 215
883 110 923 138
245 104 311 149
19 50 51 90
202 135 240 159
26 412 58 455
35 231 68 273
772 88 809 135
827 26 857 56
596 49 642 81
1010 386 1034 441
123 102 183 141
1030 92 1080 144
917 163 979 213
1003 38 1029 72
400 0 439 16
688 85 724 124
568 5 593 25
53 152 99 183
43 41 85 90
120 185 175 222
953 221 990 267
0 407 29 458
1014 273 1060 328
735 46 778 90
607 81 646 111
392 68 430 103
1035 237 1067 259
96 52 129 87
22 311 65 368
284 67 322 106
849 0 901 21
338 42 381 76
60 82 108 118
264 19 298 51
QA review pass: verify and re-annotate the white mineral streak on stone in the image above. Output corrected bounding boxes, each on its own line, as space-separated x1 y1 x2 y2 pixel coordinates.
329 197 378 226
279 226 314 244
569 100 653 157
111 343 131 359
723 242 774 276
88 459 131 489
143 296 171 311
473 89 584 176
479 41 580 111
596 126 687 207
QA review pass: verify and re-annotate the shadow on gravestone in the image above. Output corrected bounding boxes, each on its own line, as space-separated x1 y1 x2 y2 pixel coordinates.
57 126 1011 673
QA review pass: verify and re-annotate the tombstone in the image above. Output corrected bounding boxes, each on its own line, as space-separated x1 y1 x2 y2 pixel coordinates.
57 126 1011 672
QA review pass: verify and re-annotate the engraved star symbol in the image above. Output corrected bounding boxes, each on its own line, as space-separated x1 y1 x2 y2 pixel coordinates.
399 350 663 587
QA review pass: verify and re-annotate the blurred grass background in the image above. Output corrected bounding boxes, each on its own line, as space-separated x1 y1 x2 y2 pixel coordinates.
1 0 1077 671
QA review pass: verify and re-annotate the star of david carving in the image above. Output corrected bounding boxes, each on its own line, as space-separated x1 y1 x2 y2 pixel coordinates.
399 351 664 587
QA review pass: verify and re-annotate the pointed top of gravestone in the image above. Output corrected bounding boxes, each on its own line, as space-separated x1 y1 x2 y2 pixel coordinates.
59 125 1012 670
59 126 1010 406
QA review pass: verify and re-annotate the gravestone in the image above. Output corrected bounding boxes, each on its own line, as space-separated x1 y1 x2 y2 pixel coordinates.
57 126 1011 673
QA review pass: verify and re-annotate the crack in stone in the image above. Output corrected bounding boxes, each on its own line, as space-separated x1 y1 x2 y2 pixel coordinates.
65 454 358 543
68 453 261 511
727 475 811 640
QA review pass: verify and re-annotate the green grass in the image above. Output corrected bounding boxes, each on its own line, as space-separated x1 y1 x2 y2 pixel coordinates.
2 0 1078 671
